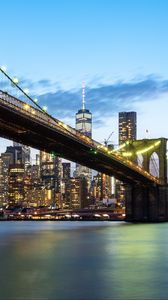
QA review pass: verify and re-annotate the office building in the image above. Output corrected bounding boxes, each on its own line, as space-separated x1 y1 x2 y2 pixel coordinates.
75 83 92 186
26 164 43 207
117 111 137 206
70 178 81 209
0 152 13 206
62 162 71 208
8 164 25 206
119 111 137 144
40 151 62 207
62 162 71 180
13 142 30 168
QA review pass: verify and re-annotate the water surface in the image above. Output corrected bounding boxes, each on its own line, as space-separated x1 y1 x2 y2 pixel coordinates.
0 221 168 300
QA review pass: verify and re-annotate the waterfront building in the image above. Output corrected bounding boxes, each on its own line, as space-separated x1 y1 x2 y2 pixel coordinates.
91 173 102 202
25 164 43 207
40 151 62 207
0 152 13 206
62 162 71 209
70 178 81 209
8 164 25 206
80 177 90 208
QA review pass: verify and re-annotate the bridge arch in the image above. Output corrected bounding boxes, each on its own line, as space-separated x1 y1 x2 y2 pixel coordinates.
149 151 159 178
137 153 143 168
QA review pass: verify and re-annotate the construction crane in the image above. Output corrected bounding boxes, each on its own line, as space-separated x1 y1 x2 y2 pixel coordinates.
104 131 114 146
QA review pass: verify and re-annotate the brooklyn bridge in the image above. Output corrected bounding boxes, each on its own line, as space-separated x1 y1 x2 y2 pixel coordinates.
0 66 167 222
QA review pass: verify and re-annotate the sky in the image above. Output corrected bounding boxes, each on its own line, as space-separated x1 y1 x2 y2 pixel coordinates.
0 0 168 156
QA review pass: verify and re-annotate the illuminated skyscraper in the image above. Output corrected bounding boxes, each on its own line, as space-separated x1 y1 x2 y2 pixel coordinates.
75 83 92 183
117 111 137 206
0 153 13 206
8 164 25 206
76 83 92 137
119 112 137 144
40 151 62 207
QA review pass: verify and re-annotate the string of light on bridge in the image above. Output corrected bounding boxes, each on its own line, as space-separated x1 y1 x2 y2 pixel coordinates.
0 66 79 140
120 140 161 157
0 66 48 112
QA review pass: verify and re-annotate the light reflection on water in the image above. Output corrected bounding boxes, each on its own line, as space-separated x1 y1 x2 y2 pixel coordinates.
0 221 168 300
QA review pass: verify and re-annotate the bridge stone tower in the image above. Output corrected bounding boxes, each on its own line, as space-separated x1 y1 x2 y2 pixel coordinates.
124 138 168 222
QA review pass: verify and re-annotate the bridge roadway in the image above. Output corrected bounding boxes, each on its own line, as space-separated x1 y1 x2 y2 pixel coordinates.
0 90 160 186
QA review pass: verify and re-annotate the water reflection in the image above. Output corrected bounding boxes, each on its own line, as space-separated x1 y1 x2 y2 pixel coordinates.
0 222 168 299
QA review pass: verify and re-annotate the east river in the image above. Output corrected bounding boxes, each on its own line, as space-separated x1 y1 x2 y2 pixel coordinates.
0 221 168 300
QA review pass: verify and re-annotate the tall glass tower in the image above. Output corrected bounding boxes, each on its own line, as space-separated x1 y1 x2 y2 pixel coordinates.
75 83 92 184
75 82 92 137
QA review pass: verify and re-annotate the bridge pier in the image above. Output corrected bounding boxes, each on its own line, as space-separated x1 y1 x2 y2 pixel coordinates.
125 184 168 222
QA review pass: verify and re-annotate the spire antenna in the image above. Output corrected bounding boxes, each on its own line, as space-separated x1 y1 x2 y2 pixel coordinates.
82 81 85 110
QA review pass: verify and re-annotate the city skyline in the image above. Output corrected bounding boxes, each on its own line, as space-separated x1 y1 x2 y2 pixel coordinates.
0 0 168 153
1 2 168 299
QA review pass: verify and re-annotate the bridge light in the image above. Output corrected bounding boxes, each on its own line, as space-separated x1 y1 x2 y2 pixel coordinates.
12 77 19 84
24 104 30 110
33 98 38 103
0 66 7 72
23 88 29 94
42 106 47 112
51 151 57 157
122 152 133 157
136 140 161 155
62 123 68 129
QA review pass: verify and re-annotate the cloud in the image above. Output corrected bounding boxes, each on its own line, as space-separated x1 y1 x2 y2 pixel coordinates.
35 75 168 126
1 73 168 128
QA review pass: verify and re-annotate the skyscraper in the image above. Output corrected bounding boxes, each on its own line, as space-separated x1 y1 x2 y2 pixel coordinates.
40 151 62 207
75 83 92 182
117 111 137 206
75 82 92 137
119 111 137 144
62 162 71 180
8 164 25 206
13 142 30 168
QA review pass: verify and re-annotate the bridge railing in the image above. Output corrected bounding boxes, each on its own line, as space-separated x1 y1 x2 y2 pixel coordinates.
0 90 160 185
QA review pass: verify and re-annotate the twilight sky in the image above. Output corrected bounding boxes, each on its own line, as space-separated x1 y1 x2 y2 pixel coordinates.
0 0 168 157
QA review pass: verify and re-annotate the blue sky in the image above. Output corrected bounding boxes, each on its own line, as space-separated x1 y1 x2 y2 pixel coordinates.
0 0 168 154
